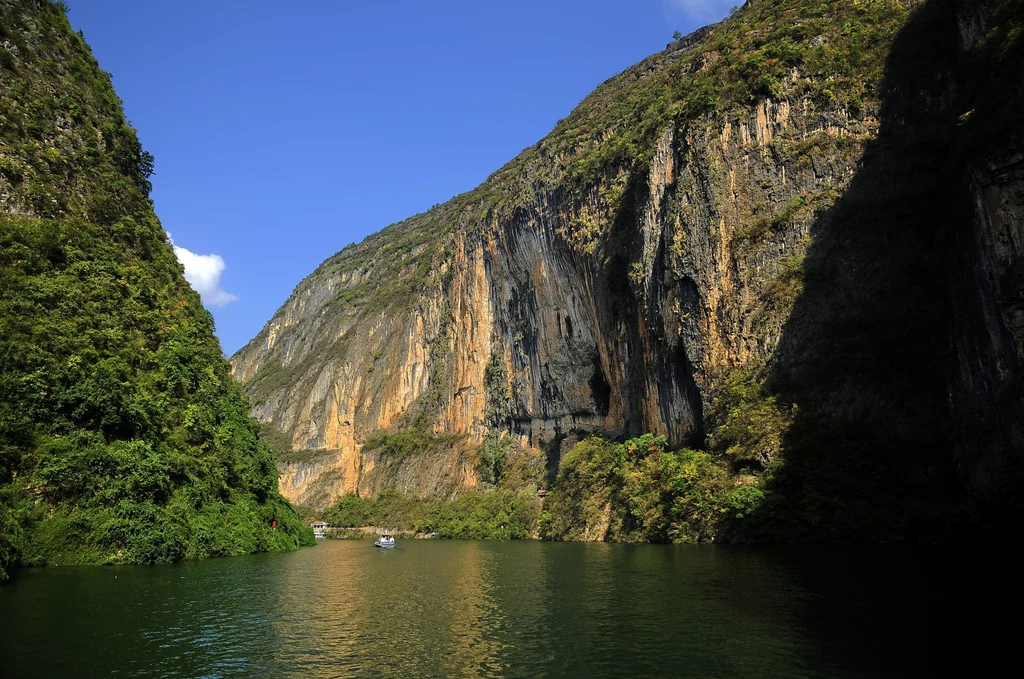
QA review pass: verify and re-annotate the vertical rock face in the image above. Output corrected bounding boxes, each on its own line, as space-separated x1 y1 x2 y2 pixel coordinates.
233 0 1024 538
231 0 883 509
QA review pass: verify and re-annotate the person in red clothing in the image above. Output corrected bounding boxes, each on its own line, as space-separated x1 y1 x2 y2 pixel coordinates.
272 520 277 530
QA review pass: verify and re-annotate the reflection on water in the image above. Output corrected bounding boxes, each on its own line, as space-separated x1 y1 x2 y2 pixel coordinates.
0 540 1014 678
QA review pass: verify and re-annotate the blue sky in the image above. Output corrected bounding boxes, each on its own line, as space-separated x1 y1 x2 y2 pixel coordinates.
66 0 736 355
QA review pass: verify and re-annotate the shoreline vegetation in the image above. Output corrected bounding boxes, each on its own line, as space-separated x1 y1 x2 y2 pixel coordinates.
308 434 762 543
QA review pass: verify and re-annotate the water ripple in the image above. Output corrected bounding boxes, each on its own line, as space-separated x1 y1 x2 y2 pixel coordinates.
1 542 1013 678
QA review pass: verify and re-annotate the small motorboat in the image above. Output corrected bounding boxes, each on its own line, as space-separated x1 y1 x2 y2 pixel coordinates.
374 533 396 548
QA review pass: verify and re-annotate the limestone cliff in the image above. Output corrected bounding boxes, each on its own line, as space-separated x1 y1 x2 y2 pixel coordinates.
232 0 1024 539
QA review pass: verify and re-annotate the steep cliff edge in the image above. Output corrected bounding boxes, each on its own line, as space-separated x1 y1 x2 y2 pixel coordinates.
0 0 313 582
233 0 1024 540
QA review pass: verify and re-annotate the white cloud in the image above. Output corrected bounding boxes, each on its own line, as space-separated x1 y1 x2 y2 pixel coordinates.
664 0 738 23
170 237 239 308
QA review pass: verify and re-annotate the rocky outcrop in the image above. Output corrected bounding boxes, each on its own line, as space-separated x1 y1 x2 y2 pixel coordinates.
234 105 867 508
233 0 1024 540
232 0 887 510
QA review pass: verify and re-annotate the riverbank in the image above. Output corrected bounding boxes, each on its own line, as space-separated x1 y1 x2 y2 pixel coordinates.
319 487 539 540
313 435 766 544
321 526 433 540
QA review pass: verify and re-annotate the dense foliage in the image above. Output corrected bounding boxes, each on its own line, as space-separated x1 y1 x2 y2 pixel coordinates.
0 0 313 582
317 433 763 544
541 435 761 543
322 488 539 540
362 430 465 459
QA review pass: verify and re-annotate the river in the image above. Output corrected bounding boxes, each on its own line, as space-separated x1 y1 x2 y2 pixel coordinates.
0 539 1011 678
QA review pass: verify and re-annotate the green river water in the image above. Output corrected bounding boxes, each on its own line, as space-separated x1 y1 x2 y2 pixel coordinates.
0 539 1012 678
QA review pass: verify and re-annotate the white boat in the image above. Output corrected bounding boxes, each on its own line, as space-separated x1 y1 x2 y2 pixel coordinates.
374 533 396 548
312 521 328 539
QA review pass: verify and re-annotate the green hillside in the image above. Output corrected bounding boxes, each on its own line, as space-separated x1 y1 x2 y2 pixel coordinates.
0 0 313 583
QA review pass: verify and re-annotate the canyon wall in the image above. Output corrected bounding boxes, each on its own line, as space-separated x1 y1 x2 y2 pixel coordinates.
232 0 1024 539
